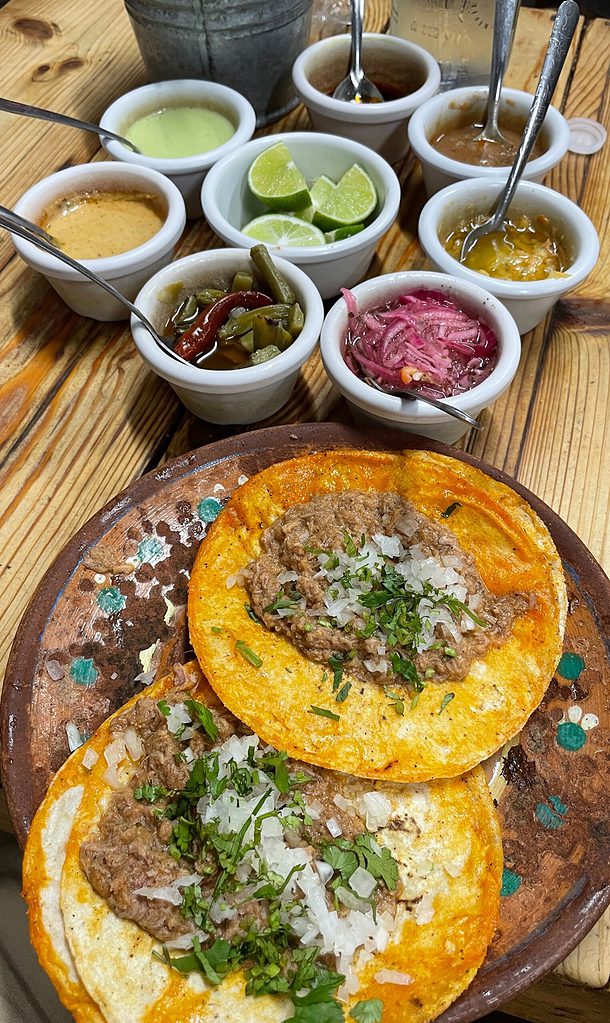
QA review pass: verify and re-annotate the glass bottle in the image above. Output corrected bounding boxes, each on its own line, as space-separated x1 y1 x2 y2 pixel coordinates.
390 0 495 90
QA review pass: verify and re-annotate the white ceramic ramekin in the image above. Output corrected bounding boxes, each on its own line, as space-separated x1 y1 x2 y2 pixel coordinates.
292 33 440 165
418 178 599 335
408 87 570 196
200 132 401 300
320 270 521 444
100 79 256 218
12 162 186 321
131 248 324 424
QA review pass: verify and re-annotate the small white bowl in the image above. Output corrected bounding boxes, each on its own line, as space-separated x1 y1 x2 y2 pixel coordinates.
418 178 599 335
200 132 401 300
408 87 570 196
12 162 186 321
131 249 324 424
100 80 256 218
292 33 440 164
320 270 521 444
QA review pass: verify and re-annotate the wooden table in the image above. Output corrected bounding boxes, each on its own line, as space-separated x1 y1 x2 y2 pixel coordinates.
0 0 608 1020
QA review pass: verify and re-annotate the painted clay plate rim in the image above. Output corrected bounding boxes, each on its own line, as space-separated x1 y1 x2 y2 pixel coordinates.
2 421 609 1021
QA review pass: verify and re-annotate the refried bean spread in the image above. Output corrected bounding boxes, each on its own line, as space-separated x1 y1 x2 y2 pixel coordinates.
244 491 531 689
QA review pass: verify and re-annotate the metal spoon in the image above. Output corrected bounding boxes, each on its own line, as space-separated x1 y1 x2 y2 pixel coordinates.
0 207 216 367
332 0 383 104
475 0 522 144
461 0 579 260
361 370 483 431
0 97 140 152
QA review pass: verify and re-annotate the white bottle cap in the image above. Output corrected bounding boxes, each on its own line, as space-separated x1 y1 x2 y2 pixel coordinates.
566 117 607 155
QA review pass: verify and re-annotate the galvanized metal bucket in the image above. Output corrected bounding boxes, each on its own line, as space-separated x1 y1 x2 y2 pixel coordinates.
124 0 314 127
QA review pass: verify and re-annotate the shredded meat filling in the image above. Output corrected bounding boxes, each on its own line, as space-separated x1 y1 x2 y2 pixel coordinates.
244 490 532 686
80 677 386 944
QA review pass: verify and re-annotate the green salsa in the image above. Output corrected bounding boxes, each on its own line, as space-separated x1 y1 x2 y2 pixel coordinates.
125 105 235 159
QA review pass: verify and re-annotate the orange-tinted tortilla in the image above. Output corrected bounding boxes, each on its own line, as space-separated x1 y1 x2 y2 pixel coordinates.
189 448 566 782
26 661 503 1023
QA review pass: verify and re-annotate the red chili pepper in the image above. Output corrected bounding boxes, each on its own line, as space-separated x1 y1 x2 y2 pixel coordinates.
174 290 272 361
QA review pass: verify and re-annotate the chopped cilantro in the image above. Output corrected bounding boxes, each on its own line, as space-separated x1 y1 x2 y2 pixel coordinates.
211 625 224 634
328 653 344 691
157 699 170 716
244 603 262 624
439 692 455 714
185 698 220 742
384 687 405 716
133 783 171 803
308 705 340 722
350 1000 384 1023
335 680 352 703
343 531 359 558
264 592 301 614
235 640 263 667
441 501 461 518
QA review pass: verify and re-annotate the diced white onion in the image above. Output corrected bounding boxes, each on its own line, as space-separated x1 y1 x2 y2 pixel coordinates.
103 763 123 789
65 722 83 752
349 866 377 899
104 737 126 766
333 793 353 811
326 817 342 838
133 885 182 905
414 891 435 925
123 727 144 762
165 703 192 735
277 570 299 583
355 792 392 830
315 860 334 885
374 969 414 986
172 874 201 888
82 747 99 770
164 929 208 950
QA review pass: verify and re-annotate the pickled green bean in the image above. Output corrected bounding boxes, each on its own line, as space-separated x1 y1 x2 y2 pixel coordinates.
231 271 253 292
217 304 291 343
249 244 296 305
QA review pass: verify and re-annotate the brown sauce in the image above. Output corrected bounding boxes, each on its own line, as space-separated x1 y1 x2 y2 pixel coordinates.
432 117 546 167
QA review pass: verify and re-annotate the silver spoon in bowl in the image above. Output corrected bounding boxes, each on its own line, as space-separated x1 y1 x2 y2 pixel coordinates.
461 0 579 261
475 0 522 145
360 368 483 431
0 206 217 367
332 0 383 104
0 97 140 152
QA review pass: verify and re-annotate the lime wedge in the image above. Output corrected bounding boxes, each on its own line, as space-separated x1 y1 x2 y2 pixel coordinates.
325 223 365 243
299 176 337 222
312 164 377 232
241 213 326 247
247 142 311 211
310 175 337 208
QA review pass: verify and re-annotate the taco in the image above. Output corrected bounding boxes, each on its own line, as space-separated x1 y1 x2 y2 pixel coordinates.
189 448 566 782
24 662 502 1023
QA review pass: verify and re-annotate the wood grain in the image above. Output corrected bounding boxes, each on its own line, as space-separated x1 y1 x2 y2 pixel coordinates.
0 0 609 1012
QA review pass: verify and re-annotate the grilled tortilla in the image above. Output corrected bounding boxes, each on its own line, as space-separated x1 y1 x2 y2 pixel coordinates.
189 448 566 782
24 662 502 1023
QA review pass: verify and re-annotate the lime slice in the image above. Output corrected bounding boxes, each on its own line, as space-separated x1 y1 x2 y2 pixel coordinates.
241 213 326 247
247 142 311 211
325 223 365 243
312 164 377 232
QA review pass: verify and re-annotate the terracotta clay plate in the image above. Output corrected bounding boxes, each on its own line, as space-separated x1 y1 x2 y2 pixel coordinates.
2 422 610 1021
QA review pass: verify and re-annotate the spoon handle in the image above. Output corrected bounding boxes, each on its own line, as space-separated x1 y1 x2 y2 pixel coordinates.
400 389 483 429
484 0 522 136
0 97 139 152
0 206 163 342
490 0 579 227
349 0 365 87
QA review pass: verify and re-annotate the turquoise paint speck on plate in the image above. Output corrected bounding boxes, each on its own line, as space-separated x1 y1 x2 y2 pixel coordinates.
198 497 223 523
535 795 568 829
137 536 165 565
501 868 522 896
70 657 98 688
556 720 587 751
97 586 126 614
557 651 585 680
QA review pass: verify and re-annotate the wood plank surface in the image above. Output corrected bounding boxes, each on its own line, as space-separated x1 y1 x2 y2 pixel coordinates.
0 0 609 1016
